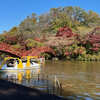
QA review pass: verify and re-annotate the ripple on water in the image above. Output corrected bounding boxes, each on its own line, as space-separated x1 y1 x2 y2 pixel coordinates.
96 84 100 88
66 95 94 100
94 92 100 96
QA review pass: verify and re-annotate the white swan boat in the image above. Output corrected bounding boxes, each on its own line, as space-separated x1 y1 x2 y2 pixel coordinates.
0 57 41 70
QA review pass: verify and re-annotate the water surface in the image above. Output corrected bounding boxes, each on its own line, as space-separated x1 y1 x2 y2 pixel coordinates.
0 60 100 100
43 61 100 100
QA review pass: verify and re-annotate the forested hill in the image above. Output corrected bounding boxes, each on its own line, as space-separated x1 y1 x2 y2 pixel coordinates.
1 6 100 39
0 6 100 60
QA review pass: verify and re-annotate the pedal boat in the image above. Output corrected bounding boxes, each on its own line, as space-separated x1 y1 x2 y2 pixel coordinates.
0 57 41 70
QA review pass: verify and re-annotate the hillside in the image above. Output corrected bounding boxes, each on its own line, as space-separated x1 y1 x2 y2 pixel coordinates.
0 6 100 60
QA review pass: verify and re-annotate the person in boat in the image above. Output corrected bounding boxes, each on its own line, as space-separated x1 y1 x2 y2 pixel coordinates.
30 58 39 65
6 59 16 67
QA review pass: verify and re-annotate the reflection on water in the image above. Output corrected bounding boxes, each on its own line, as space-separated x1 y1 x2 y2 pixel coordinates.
0 61 100 100
42 61 100 100
0 64 60 95
0 65 41 83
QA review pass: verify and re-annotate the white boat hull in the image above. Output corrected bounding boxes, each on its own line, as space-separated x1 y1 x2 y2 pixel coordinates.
1 62 41 70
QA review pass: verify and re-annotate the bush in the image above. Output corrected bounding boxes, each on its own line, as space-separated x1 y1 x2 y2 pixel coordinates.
25 39 44 49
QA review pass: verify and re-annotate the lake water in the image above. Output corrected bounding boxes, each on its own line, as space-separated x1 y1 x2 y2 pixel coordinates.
0 60 100 100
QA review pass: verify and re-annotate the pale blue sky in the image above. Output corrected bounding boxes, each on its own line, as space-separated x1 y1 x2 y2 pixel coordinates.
0 0 100 33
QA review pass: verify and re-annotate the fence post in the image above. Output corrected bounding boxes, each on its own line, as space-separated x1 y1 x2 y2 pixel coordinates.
38 74 40 81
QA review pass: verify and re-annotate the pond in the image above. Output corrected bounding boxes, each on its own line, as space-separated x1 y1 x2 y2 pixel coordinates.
0 60 100 100
43 61 100 100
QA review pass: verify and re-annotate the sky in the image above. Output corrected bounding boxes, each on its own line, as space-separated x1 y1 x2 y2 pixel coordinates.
0 0 100 33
